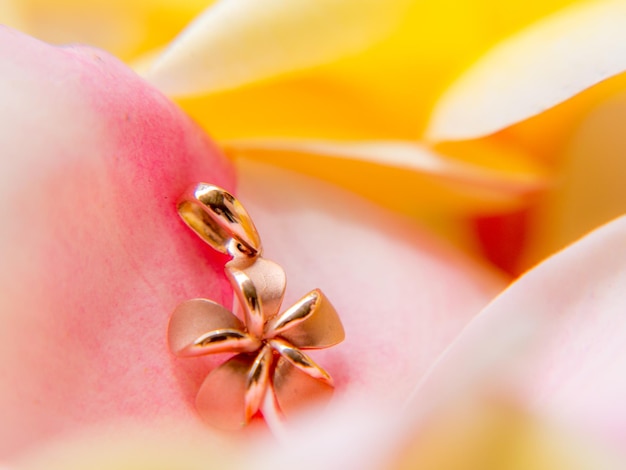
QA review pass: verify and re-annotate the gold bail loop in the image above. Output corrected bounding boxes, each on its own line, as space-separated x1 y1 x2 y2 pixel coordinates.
177 183 262 259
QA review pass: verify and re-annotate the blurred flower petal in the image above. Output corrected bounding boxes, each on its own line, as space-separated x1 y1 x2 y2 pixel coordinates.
0 0 24 30
12 423 239 470
10 401 620 470
523 91 626 268
397 399 622 470
167 0 577 142
174 76 414 141
12 0 212 60
226 139 548 215
428 0 626 141
236 159 505 414
147 0 412 97
0 27 234 457
412 215 626 450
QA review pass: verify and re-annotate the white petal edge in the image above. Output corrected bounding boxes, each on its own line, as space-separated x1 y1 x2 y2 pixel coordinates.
427 0 626 141
146 0 411 97
409 214 626 449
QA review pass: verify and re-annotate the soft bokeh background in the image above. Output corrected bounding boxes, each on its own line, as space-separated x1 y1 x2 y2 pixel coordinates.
3 0 626 468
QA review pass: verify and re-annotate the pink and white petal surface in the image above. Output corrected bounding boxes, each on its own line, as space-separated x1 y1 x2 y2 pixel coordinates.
412 215 626 452
0 27 234 457
1 149 507 467
235 160 504 415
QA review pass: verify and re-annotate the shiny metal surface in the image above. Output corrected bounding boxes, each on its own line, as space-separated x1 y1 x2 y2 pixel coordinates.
177 183 262 259
226 257 286 321
168 298 258 357
267 288 345 349
244 344 273 422
225 266 264 339
269 338 332 385
169 184 345 429
192 329 260 355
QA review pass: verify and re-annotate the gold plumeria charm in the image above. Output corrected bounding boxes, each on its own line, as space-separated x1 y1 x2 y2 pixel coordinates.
168 184 345 430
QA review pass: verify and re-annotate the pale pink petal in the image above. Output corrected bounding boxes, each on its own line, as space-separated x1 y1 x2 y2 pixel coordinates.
146 0 412 97
427 0 626 141
236 159 505 415
412 215 626 451
0 27 235 457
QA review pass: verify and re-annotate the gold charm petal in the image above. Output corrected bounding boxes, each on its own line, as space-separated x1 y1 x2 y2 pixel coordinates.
196 353 255 430
267 289 345 349
177 183 262 259
270 338 332 385
244 344 273 422
272 356 334 418
191 329 260 356
226 258 286 335
225 265 264 338
168 298 248 357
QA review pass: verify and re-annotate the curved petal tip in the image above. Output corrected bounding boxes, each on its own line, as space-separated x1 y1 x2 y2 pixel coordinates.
427 0 626 141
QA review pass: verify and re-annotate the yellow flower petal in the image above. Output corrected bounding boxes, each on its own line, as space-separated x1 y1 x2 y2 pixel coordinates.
11 0 211 60
177 75 418 141
147 0 413 97
428 0 626 141
0 0 25 30
499 72 626 165
522 90 626 269
225 139 548 215
165 0 576 141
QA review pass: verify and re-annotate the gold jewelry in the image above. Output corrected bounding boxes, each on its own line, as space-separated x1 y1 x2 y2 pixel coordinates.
168 184 345 430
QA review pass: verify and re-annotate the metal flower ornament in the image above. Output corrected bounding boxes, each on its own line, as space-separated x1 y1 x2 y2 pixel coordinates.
168 184 345 430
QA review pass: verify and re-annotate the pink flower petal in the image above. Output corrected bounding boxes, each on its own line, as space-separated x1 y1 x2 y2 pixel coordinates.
0 27 234 457
0 28 505 460
412 215 626 450
235 159 505 415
